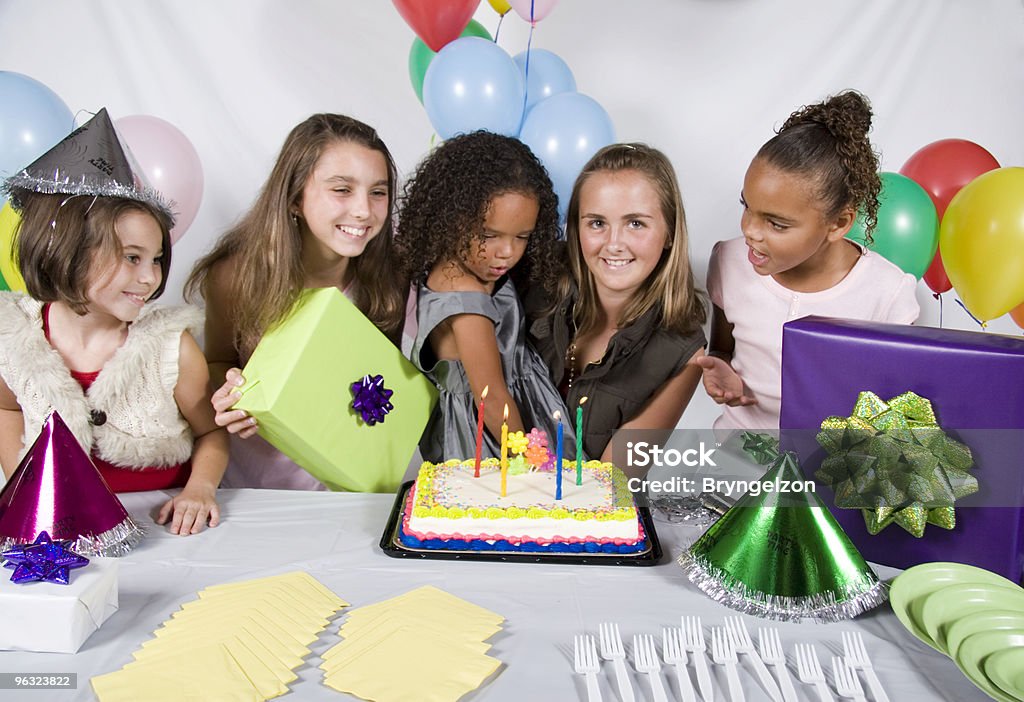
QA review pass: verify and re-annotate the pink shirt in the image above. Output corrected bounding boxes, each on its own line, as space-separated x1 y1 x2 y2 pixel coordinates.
707 237 920 431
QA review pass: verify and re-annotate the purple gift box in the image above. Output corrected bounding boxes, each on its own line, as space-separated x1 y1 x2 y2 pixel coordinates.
780 316 1024 582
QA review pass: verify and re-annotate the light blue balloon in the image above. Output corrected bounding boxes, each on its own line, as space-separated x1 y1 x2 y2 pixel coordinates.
518 92 615 221
423 37 525 139
513 48 577 112
0 72 74 178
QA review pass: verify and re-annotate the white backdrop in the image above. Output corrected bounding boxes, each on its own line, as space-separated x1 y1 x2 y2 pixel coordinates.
1 0 1022 428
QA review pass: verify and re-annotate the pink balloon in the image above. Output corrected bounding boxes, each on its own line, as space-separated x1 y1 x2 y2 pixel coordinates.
114 115 203 244
508 0 559 23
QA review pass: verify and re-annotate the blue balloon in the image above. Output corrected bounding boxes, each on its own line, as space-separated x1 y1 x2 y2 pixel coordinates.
513 48 577 112
423 37 525 139
0 72 74 179
518 92 615 220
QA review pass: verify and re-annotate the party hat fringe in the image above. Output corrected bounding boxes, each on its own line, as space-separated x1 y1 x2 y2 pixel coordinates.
678 551 889 623
1 515 144 557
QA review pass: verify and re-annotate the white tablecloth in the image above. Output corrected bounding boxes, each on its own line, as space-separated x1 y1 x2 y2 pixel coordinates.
0 488 990 701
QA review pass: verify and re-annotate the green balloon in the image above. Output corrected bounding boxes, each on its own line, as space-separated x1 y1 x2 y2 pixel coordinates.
408 19 493 104
847 171 939 279
0 269 8 291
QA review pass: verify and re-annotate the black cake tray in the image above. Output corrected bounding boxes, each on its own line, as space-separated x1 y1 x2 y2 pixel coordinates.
379 480 662 566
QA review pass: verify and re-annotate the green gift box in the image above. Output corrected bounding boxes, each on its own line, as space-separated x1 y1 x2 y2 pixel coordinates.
235 288 437 492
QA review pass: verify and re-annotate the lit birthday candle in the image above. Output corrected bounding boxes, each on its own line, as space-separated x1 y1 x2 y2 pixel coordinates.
576 396 588 485
473 385 489 478
554 411 563 500
500 403 509 497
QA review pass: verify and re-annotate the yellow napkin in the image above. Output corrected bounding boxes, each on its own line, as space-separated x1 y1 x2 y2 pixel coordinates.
322 619 491 675
92 643 263 702
91 572 346 702
324 628 502 702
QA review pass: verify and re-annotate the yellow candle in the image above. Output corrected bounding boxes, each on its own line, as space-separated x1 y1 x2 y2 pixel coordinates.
500 403 509 497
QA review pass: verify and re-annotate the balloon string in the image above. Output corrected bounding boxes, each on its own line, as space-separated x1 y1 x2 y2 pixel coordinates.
494 13 504 43
934 292 943 328
954 298 987 329
520 6 535 122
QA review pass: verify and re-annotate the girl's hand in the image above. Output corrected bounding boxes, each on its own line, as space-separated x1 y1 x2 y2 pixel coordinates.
211 368 258 437
156 483 220 535
696 355 757 407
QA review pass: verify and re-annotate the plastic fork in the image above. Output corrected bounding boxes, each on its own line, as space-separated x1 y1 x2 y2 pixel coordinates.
842 631 889 702
832 656 866 701
574 635 603 702
758 628 798 702
599 622 635 702
633 634 669 702
682 615 713 702
725 616 783 702
795 643 833 702
662 627 696 702
711 627 745 702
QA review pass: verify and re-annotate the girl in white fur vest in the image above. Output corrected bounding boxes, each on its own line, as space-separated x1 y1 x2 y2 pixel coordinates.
0 193 228 536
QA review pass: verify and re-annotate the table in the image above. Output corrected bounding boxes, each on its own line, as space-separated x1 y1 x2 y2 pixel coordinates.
0 488 990 701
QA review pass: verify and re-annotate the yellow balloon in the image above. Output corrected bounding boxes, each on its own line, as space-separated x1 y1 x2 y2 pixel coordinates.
488 0 512 15
0 202 26 292
940 167 1024 321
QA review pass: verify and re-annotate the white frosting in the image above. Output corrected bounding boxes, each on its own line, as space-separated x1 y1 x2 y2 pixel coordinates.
406 463 640 545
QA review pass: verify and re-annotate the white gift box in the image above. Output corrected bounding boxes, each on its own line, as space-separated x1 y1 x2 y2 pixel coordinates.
0 556 118 653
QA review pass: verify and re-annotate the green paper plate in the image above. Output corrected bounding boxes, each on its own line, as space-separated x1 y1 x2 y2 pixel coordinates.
985 647 1024 701
955 629 1024 702
920 583 1024 653
889 562 1020 651
946 609 1024 661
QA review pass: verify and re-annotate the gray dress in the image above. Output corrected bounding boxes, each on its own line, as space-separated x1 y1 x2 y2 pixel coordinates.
407 277 577 464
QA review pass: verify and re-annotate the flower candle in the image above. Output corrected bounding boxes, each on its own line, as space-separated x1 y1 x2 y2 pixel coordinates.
473 385 489 478
576 396 588 485
554 411 563 500
500 403 509 496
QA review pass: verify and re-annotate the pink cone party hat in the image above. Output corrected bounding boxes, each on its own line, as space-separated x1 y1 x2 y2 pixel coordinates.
0 411 143 556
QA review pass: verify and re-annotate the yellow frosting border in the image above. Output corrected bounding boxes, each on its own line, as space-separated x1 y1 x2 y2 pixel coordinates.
411 459 636 522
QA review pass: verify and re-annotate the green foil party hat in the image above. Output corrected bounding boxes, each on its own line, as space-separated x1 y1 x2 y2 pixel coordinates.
678 452 887 622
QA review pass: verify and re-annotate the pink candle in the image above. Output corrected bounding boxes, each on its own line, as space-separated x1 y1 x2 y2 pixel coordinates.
500 404 509 497
473 385 489 478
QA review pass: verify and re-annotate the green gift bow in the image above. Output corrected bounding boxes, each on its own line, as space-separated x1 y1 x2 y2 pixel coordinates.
815 391 977 538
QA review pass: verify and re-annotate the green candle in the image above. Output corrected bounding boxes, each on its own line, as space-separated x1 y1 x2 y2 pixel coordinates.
576 396 587 485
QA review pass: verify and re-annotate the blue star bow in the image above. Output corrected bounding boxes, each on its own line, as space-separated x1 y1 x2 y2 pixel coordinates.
350 374 394 426
2 531 89 585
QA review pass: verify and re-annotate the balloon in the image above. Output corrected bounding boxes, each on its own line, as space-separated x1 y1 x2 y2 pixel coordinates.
1010 302 1024 330
518 92 615 220
392 0 480 52
0 71 74 179
114 115 204 244
488 0 512 15
900 139 1000 294
900 139 1000 218
940 167 1024 321
846 172 937 279
922 250 953 294
0 201 25 292
423 37 524 139
408 19 492 104
513 48 576 112
508 0 559 23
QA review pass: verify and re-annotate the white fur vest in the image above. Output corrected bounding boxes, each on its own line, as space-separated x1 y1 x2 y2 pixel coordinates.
0 292 203 469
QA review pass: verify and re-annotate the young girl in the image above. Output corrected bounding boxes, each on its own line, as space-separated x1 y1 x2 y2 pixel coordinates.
0 193 227 536
699 91 920 431
528 143 708 464
185 113 406 490
395 130 569 462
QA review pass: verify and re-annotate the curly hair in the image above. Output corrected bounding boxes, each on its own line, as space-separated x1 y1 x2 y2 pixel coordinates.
757 90 881 241
394 131 560 293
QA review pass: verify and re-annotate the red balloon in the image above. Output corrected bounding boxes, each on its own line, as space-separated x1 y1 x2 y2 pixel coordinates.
923 249 953 294
1011 302 1024 330
392 0 481 52
900 139 1000 218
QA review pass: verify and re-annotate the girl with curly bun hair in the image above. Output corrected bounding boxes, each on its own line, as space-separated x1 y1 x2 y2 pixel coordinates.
699 90 920 432
396 131 572 463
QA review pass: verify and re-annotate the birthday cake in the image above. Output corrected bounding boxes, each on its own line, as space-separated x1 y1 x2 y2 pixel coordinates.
399 458 646 553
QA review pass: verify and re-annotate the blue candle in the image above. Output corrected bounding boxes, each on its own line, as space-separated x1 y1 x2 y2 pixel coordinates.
554 411 563 500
